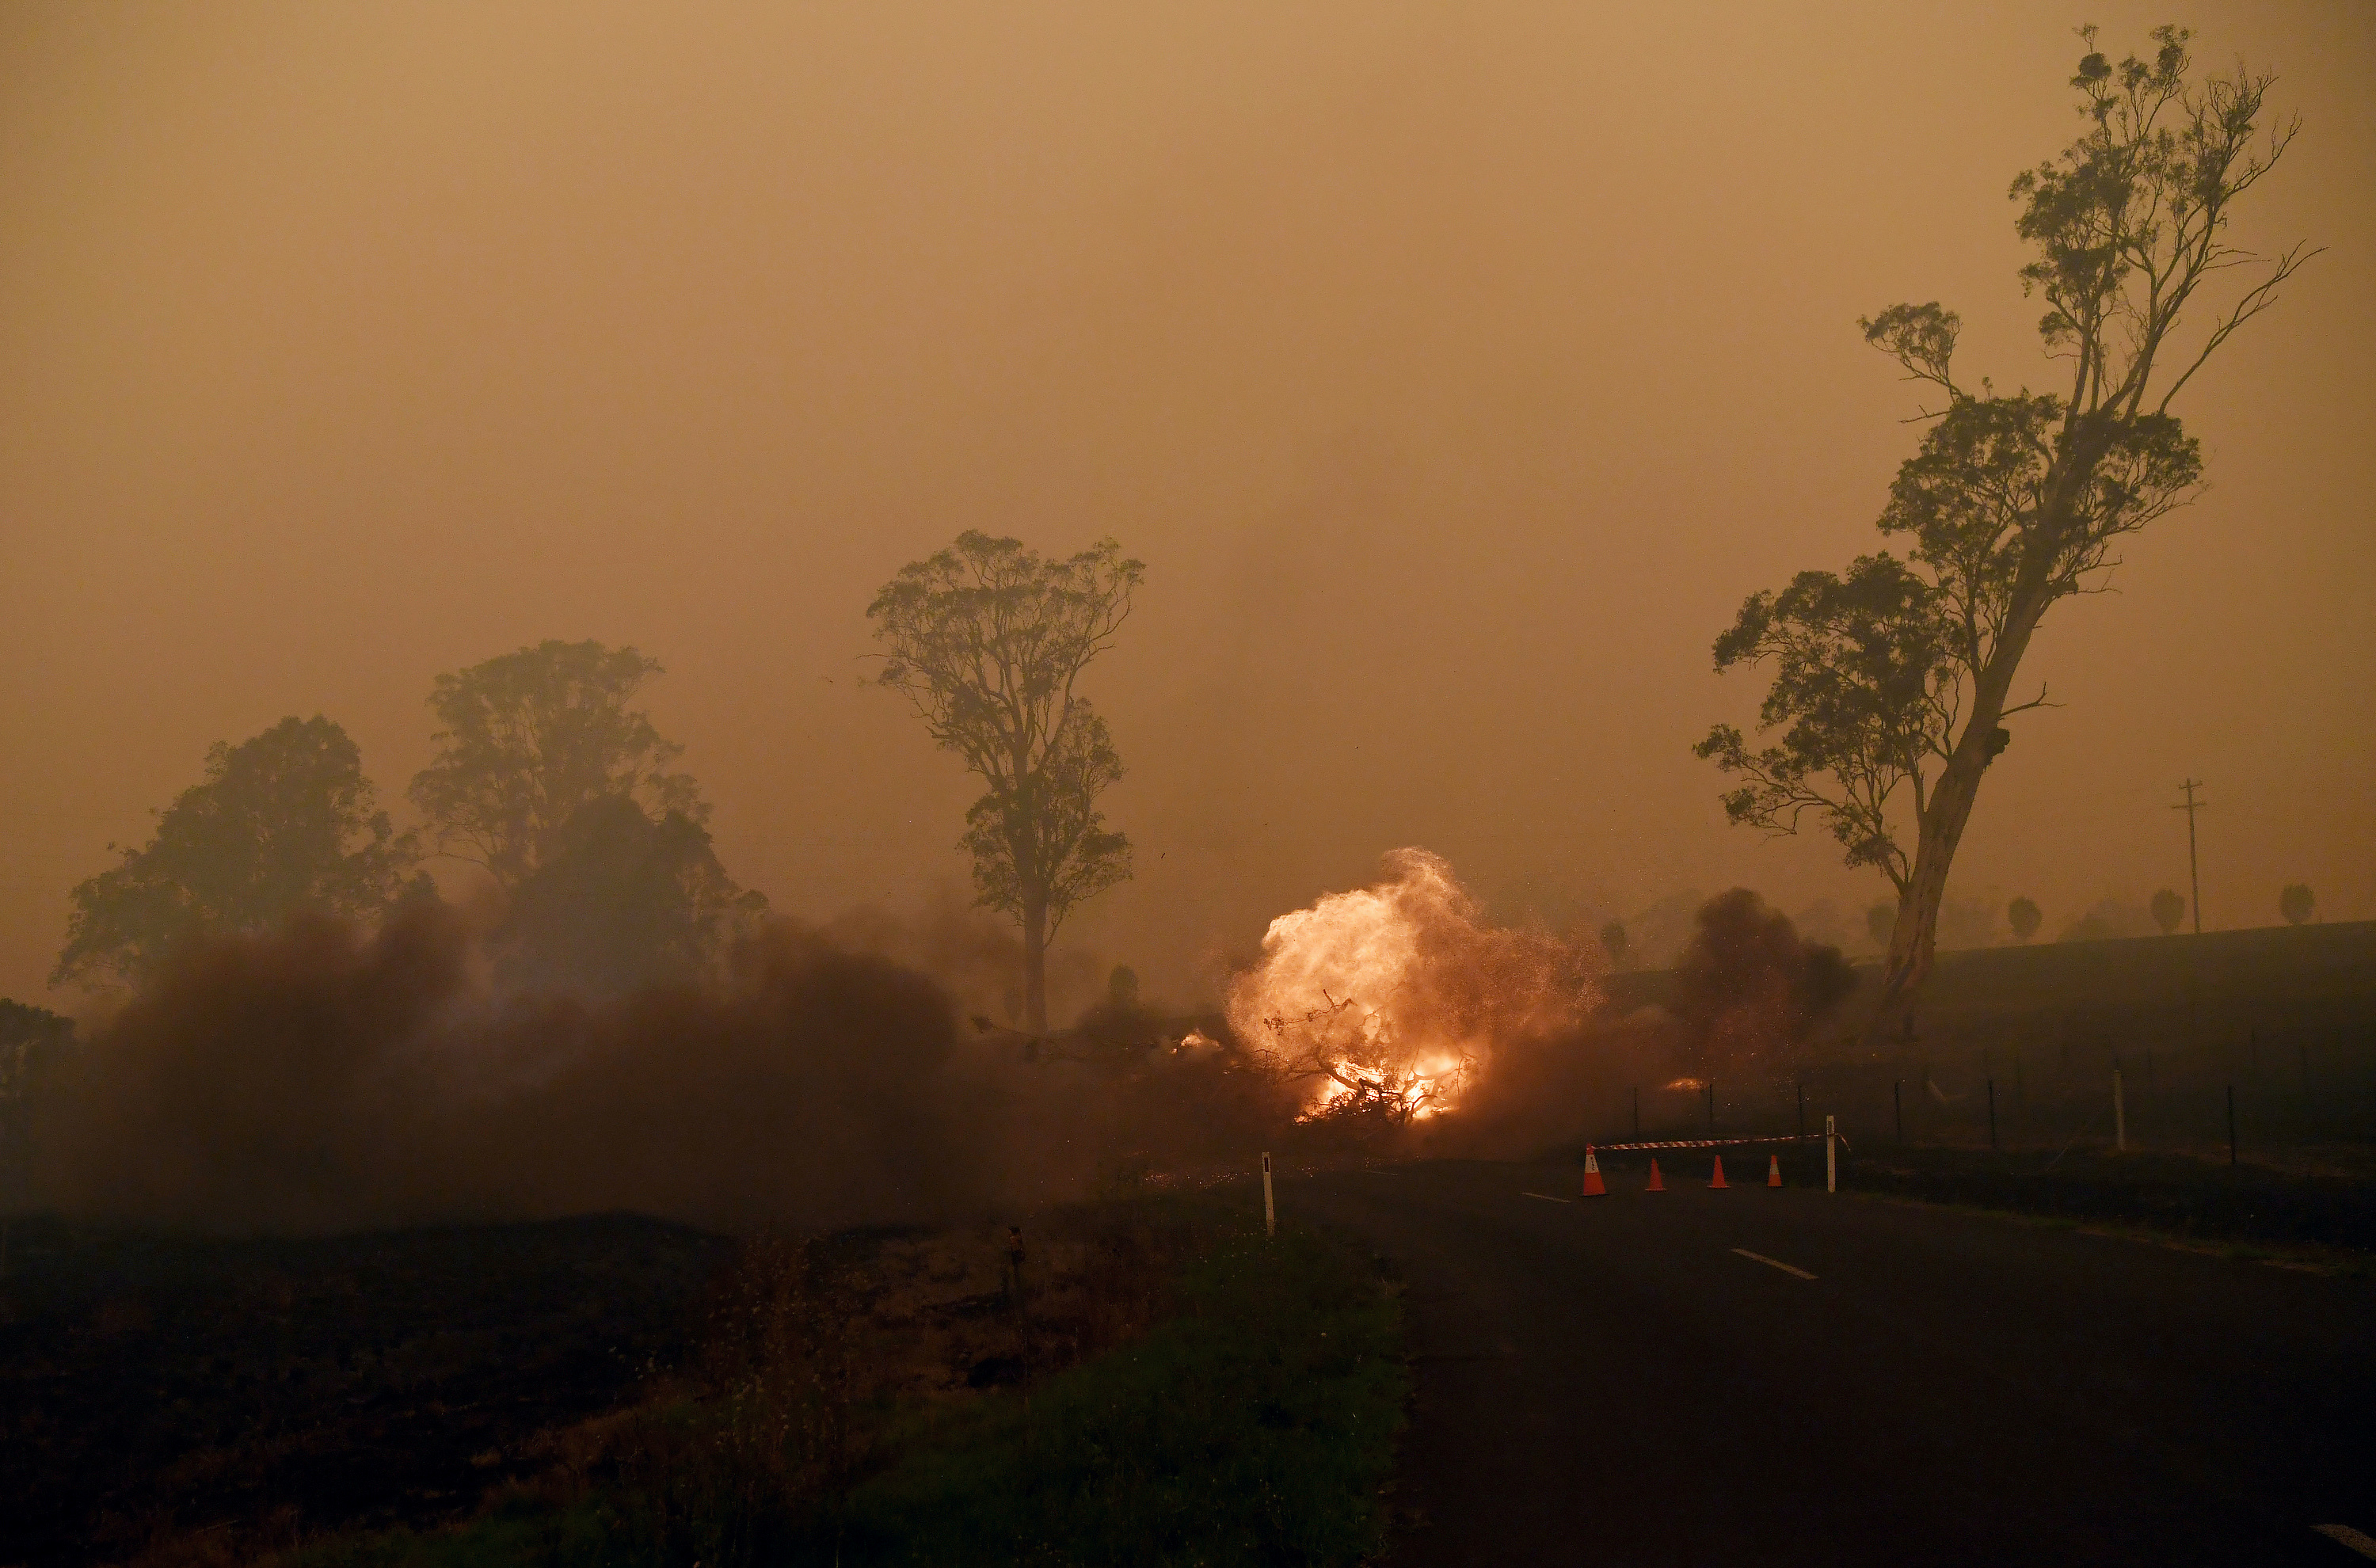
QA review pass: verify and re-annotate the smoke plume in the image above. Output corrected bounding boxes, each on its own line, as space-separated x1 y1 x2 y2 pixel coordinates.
1670 889 1856 1072
26 868 1871 1234
31 904 988 1233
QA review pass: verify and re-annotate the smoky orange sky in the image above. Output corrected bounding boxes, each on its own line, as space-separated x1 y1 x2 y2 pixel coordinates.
4 2 2370 1011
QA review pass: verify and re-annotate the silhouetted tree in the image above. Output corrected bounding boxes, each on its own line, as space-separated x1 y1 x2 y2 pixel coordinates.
869 531 1142 1031
54 717 420 988
1698 27 2311 1040
2008 895 2043 942
2150 887 2186 934
2279 883 2315 926
1 1000 74 1233
1107 965 1140 1009
491 796 767 994
1866 902 1895 951
408 640 703 887
1598 920 1629 970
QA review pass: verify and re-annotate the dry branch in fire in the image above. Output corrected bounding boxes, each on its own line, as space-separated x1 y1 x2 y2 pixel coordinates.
1244 993 1474 1124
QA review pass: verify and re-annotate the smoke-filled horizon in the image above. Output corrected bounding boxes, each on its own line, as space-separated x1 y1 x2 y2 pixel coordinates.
5 2 2371 1011
22 864 1847 1235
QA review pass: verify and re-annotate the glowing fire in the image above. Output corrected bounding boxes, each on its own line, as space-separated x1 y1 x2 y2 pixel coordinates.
1226 849 1585 1121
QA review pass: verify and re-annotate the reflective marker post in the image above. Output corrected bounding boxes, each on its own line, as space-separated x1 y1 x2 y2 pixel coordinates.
1262 1152 1275 1238
1825 1114 1837 1194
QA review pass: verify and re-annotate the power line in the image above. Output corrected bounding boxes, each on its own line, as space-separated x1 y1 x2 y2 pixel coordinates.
2171 779 2207 935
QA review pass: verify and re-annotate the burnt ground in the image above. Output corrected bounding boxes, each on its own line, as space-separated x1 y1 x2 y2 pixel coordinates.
0 1200 1243 1567
0 1212 730 1566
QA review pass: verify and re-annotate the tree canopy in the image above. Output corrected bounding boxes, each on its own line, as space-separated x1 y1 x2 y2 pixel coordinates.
1 999 75 1195
2008 896 2043 943
489 796 767 995
54 717 420 988
869 531 1142 1032
1697 26 2309 1037
2150 888 2187 934
2279 883 2315 926
408 640 705 887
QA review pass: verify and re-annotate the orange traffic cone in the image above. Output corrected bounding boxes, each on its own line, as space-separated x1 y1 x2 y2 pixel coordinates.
1582 1145 1607 1197
1644 1158 1666 1192
1767 1155 1784 1188
1709 1155 1729 1189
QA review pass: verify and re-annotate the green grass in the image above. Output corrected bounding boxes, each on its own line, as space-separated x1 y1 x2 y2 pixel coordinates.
843 1227 1406 1566
280 1221 1407 1568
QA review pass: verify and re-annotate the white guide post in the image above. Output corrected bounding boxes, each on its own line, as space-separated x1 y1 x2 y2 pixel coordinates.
1262 1151 1276 1238
2114 1068 2127 1152
1825 1114 1837 1194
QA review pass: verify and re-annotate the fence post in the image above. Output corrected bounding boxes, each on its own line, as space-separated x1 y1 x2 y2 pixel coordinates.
1826 1114 1837 1194
2114 1068 2127 1153
1261 1152 1275 1238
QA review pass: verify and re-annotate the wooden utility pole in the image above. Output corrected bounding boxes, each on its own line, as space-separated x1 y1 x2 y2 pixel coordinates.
2172 779 2208 934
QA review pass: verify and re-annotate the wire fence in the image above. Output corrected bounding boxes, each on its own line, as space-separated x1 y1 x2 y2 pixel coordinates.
1594 1015 2376 1163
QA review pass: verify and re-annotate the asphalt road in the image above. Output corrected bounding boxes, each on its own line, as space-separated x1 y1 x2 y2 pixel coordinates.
1294 1156 2376 1567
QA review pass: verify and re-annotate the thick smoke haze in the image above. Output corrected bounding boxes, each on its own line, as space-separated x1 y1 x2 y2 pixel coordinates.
28 906 1300 1234
23 874 1836 1235
4 2 2371 1010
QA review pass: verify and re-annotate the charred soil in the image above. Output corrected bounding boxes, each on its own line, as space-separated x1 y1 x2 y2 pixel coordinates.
0 1212 728 1566
2 1194 1407 1568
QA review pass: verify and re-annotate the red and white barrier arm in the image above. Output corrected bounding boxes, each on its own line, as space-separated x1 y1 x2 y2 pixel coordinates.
1594 1131 1852 1153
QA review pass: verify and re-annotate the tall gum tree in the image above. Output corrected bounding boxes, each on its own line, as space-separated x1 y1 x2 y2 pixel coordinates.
408 640 706 888
869 531 1142 1033
1697 26 2313 1040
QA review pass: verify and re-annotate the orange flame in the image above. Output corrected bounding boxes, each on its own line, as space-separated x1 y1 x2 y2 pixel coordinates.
1227 848 1586 1121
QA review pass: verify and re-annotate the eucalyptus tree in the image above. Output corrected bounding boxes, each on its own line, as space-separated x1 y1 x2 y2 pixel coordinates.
408 640 704 888
55 717 420 988
1698 26 2312 1037
869 531 1142 1032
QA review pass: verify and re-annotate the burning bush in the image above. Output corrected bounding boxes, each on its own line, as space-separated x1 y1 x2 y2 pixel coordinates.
1225 849 1591 1125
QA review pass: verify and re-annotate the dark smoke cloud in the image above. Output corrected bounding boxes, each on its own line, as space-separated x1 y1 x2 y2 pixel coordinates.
1671 889 1856 1072
27 902 1292 1236
30 906 985 1234
25 883 1877 1232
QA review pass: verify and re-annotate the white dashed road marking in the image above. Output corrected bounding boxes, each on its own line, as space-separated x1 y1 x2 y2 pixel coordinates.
1731 1248 1817 1280
1521 1192 1573 1205
2315 1524 2376 1560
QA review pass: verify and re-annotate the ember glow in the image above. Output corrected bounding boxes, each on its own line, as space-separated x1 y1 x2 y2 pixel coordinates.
1226 849 1590 1121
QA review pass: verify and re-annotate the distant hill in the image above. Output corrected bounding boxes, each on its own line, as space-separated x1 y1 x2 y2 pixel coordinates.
1601 920 2376 1032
